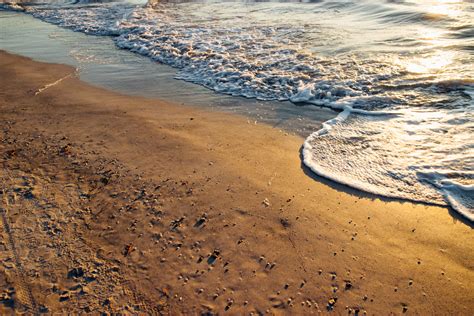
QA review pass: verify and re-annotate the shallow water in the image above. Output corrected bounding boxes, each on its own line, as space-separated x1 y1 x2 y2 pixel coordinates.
1 0 473 220
0 11 335 136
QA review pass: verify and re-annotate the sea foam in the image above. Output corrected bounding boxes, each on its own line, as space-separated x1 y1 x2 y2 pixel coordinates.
4 0 472 220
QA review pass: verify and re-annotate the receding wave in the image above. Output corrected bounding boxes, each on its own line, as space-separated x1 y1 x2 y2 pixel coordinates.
2 0 473 220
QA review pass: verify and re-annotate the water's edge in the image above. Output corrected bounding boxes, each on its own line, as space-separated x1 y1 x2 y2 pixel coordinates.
1 2 472 222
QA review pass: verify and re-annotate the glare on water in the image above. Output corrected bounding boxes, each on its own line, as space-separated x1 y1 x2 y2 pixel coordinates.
425 0 464 17
1 0 472 219
405 51 455 74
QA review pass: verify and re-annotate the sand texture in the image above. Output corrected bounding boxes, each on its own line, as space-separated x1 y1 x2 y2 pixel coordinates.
0 51 473 314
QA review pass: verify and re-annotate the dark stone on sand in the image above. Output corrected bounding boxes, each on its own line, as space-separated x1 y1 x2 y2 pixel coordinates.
67 267 85 279
194 215 207 228
280 218 291 228
39 305 49 313
0 292 14 308
207 249 220 265
344 280 353 290
59 293 70 302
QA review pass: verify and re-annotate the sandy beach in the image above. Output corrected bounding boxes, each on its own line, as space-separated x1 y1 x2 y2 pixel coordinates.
0 50 473 314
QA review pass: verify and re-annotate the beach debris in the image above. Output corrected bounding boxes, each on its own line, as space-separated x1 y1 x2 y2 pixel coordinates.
133 189 147 201
270 298 286 309
170 216 185 231
3 149 17 159
194 213 207 228
347 306 362 315
326 298 337 311
13 185 35 199
351 232 358 241
67 267 85 279
0 288 14 308
265 261 277 270
344 280 353 290
225 298 234 310
159 288 170 298
122 243 135 257
59 291 70 302
102 297 115 307
39 305 49 313
207 249 220 265
78 284 90 295
280 218 291 228
152 232 163 241
59 143 72 156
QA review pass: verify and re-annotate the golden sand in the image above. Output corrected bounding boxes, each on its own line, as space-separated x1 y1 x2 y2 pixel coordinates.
0 51 472 314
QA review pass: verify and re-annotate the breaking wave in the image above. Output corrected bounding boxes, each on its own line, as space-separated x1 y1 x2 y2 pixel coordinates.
2 0 472 220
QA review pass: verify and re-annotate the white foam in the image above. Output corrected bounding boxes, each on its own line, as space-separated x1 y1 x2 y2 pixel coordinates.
417 170 474 221
303 105 473 220
6 0 473 221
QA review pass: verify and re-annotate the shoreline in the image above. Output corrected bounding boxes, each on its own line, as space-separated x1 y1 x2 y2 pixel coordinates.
5 9 468 221
0 10 337 140
0 50 473 314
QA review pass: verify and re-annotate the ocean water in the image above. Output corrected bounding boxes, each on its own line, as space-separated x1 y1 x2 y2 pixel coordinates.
1 0 473 220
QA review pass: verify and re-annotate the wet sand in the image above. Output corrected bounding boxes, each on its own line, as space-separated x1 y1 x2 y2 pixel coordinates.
0 50 473 314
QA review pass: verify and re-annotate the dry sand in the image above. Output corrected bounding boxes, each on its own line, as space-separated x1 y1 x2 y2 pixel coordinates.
0 50 473 315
